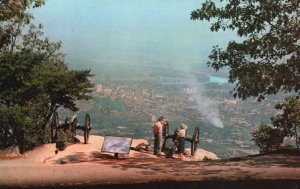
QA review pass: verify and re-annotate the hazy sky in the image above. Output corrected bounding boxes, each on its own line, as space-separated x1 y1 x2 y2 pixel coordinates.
31 0 236 73
31 0 235 128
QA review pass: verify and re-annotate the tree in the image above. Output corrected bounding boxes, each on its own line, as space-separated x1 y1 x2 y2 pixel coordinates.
252 96 300 151
0 1 94 152
272 96 300 149
191 0 299 101
0 0 45 48
0 0 44 21
251 123 284 153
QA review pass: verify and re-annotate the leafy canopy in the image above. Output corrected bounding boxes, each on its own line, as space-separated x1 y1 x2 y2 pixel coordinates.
0 0 44 22
272 96 300 148
252 96 300 151
251 123 284 153
0 0 94 151
191 0 299 101
0 0 45 48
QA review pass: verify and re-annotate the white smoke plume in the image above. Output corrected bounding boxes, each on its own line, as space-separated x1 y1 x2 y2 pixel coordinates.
185 76 224 128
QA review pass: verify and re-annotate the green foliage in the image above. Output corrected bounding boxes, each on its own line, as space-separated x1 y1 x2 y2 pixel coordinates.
0 0 45 48
271 96 300 148
191 0 299 101
0 1 94 152
0 106 48 152
0 0 44 22
252 96 300 151
95 98 129 112
251 123 284 153
192 0 300 153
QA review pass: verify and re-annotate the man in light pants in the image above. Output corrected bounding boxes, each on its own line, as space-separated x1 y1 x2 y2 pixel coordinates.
152 116 165 156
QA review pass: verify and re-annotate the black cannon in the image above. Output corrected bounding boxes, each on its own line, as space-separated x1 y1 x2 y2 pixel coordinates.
50 112 91 144
162 122 200 156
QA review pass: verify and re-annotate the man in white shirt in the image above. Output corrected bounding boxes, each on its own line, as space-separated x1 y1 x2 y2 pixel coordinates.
177 123 187 160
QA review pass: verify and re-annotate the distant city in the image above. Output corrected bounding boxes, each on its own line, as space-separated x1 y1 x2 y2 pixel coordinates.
31 0 262 159
61 68 279 159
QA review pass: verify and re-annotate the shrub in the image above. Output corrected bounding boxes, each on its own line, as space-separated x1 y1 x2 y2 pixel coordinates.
252 123 284 153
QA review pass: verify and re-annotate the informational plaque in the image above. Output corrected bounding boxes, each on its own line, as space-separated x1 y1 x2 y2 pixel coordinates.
101 136 133 154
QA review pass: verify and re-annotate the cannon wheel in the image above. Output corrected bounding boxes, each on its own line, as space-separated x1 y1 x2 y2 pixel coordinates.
191 127 200 156
163 121 169 138
51 112 59 143
72 118 77 136
84 113 91 144
161 122 170 151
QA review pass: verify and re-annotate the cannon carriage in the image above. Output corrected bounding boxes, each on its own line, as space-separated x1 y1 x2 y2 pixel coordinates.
161 122 200 156
50 112 91 144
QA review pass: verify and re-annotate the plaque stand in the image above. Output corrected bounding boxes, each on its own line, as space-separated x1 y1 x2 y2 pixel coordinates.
114 153 119 159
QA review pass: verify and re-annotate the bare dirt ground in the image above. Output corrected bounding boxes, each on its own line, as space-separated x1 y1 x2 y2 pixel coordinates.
0 135 299 189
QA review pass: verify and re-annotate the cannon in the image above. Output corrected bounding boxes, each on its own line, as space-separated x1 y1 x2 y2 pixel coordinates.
50 112 91 144
162 122 200 156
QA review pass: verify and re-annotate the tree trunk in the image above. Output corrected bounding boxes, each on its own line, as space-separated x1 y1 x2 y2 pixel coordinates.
295 126 299 149
16 127 25 154
3 128 9 147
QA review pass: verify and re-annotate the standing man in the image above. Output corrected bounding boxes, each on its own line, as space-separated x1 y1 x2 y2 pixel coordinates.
177 123 187 160
152 116 165 156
